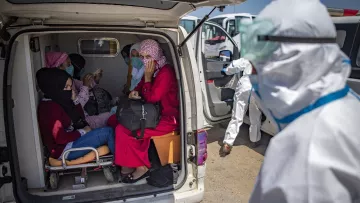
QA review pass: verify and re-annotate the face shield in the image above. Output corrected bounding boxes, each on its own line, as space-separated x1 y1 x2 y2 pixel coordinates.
239 19 337 65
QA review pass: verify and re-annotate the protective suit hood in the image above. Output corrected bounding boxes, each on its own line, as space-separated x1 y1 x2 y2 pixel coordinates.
250 0 351 128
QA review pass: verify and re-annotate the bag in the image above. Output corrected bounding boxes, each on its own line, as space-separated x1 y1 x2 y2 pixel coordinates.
84 94 98 116
116 99 160 139
146 164 180 188
92 86 113 114
83 86 112 116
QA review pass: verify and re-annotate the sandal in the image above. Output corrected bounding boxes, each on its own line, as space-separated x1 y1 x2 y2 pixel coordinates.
122 171 150 184
219 143 232 157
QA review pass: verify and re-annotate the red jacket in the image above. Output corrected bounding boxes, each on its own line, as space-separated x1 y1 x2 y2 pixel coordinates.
135 64 179 122
38 100 85 159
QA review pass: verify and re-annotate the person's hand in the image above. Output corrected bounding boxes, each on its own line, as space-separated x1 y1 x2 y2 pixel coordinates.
83 126 92 133
71 89 76 101
129 91 141 100
144 60 155 83
93 69 103 84
83 73 95 88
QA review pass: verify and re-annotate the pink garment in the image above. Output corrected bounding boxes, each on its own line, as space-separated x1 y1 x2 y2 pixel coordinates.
72 79 90 107
45 52 68 68
72 79 110 129
86 112 112 129
140 39 167 71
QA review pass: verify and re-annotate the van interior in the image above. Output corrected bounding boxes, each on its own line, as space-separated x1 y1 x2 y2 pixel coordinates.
10 30 185 201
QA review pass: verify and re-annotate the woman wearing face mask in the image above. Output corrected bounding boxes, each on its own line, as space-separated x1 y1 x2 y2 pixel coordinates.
129 43 145 91
114 39 179 183
45 52 111 129
36 68 115 161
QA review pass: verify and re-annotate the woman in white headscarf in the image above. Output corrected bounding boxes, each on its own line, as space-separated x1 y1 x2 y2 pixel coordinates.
129 42 145 91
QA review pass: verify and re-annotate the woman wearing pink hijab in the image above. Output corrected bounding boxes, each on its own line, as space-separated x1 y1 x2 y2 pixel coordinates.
112 39 179 183
44 52 111 129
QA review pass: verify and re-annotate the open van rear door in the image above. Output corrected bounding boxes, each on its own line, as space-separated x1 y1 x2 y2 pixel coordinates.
0 0 246 28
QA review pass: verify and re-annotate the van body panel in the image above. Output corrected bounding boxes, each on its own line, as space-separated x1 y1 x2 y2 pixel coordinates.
0 25 205 202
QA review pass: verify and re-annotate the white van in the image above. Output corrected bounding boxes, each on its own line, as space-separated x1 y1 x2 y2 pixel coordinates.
179 16 200 35
0 0 262 202
208 13 255 49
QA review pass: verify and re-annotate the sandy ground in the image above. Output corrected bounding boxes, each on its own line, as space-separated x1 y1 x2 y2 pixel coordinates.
202 124 272 203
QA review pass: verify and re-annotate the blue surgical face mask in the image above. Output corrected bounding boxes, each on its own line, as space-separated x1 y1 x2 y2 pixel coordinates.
131 57 143 69
65 65 74 77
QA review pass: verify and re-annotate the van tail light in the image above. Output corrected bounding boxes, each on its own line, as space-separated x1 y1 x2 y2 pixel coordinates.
197 130 208 166
328 7 360 17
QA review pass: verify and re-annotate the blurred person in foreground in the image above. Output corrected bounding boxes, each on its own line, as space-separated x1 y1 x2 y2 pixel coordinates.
241 0 360 202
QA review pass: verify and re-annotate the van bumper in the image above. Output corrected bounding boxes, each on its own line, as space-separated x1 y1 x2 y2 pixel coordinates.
105 177 205 203
174 177 205 203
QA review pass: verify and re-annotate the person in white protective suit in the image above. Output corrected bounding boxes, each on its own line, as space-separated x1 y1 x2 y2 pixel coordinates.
238 0 360 202
220 58 262 156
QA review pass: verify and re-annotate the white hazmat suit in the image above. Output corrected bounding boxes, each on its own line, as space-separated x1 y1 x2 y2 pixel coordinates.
223 58 262 146
240 0 360 202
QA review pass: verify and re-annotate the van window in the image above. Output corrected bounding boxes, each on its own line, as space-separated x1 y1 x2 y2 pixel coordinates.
356 44 360 67
7 0 177 9
235 16 251 33
226 20 236 37
179 20 196 34
78 38 119 57
202 23 234 60
336 30 347 48
208 18 225 27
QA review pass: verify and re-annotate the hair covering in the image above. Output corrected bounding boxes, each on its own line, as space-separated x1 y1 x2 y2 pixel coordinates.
129 42 140 57
121 44 133 59
36 68 87 129
69 53 86 80
247 0 351 129
140 39 167 69
45 52 68 68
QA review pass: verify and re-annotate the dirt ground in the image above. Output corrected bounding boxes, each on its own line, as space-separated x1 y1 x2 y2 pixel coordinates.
202 124 272 203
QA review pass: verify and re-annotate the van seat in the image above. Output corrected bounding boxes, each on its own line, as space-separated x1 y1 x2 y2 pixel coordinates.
151 132 180 166
47 145 112 169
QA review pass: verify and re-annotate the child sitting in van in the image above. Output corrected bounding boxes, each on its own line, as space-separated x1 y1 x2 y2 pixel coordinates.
36 68 115 160
45 52 112 129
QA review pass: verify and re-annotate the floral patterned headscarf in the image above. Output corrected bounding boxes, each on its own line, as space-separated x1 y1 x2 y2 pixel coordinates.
139 39 167 71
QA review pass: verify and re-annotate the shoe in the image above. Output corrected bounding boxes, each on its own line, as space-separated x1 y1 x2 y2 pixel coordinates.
122 171 150 184
250 141 261 149
219 144 232 157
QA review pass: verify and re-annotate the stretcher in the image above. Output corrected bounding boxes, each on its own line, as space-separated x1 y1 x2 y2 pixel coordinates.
44 145 116 190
